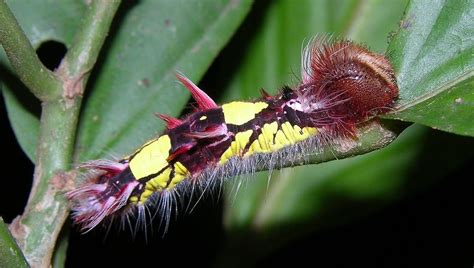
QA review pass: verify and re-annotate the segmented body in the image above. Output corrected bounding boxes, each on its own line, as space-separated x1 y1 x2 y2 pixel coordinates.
67 38 398 232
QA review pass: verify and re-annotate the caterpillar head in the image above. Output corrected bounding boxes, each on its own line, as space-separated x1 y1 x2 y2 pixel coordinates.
301 37 398 122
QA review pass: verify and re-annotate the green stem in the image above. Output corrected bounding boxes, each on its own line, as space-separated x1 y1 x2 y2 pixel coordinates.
14 101 80 267
3 1 121 267
51 223 69 268
0 0 61 101
57 0 122 94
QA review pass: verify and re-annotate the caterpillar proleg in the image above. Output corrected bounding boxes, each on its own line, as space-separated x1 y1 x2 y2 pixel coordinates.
67 37 398 233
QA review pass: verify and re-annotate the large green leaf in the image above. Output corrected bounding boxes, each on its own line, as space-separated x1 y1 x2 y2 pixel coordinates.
387 0 474 136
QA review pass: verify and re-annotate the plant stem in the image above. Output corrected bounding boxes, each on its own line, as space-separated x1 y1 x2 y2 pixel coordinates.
12 101 80 267
2 1 121 267
51 226 69 268
57 0 122 97
0 0 61 101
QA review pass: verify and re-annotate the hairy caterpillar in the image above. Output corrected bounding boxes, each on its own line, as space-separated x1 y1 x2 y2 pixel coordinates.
67 37 398 233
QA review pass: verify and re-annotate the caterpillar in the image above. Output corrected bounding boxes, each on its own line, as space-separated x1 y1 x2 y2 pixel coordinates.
67 37 399 233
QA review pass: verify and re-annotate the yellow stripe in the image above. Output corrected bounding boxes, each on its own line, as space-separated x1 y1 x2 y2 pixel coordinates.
219 130 253 164
165 161 189 190
166 173 186 189
147 168 171 190
281 122 297 143
246 122 318 157
222 101 268 125
262 122 279 151
129 135 171 180
174 161 188 175
128 119 318 205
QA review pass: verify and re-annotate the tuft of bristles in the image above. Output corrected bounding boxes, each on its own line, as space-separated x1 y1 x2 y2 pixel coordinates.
66 160 139 233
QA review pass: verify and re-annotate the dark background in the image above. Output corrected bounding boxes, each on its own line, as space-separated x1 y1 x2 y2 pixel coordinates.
1 2 473 266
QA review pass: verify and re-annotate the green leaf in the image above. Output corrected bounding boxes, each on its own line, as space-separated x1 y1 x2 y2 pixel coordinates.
1 0 86 162
392 77 473 136
0 218 29 268
1 87 39 162
387 0 474 136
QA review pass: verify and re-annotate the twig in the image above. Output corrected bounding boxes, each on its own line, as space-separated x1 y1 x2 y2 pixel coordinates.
0 1 122 267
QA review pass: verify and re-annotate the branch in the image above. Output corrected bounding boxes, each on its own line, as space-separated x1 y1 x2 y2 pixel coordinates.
0 0 61 100
7 1 122 267
57 0 122 99
286 120 405 169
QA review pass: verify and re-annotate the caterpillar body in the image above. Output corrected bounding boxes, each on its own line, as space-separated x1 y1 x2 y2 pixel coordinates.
67 38 399 233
